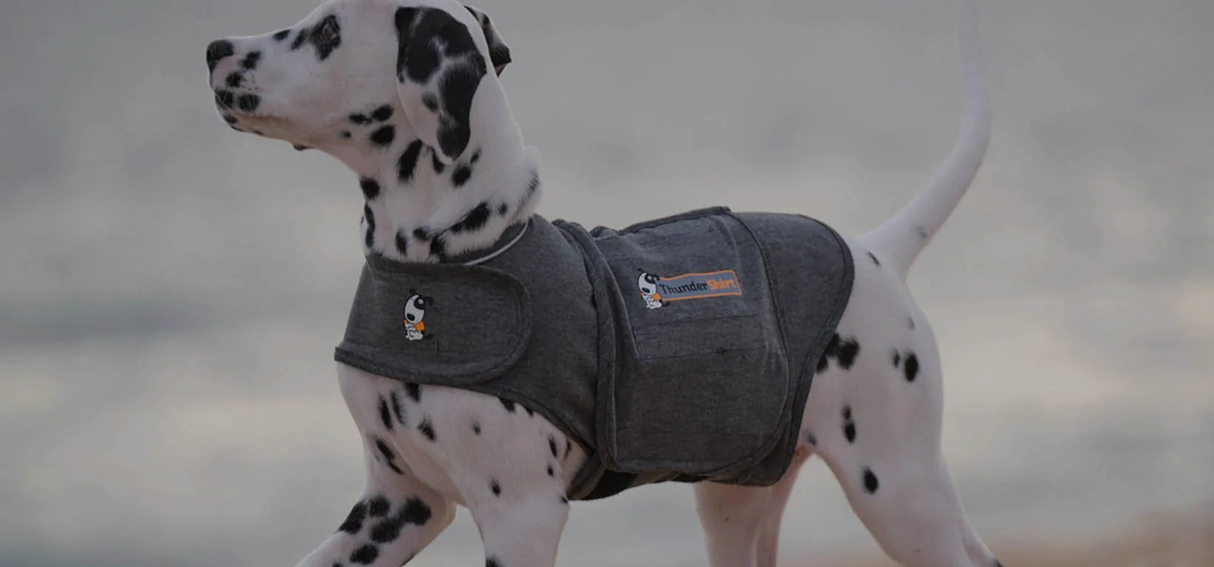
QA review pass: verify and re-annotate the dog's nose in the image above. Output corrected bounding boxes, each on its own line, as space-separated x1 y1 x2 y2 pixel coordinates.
206 39 236 72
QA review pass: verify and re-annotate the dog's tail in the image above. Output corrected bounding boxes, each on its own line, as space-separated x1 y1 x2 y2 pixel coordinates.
860 0 991 279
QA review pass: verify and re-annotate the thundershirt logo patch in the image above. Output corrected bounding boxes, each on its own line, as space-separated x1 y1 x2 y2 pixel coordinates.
636 270 742 309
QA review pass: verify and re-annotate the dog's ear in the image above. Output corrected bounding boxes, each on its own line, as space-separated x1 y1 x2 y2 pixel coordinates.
463 5 511 75
395 6 504 163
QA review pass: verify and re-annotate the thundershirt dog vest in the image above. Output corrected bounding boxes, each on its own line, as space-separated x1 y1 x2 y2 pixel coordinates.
335 207 854 500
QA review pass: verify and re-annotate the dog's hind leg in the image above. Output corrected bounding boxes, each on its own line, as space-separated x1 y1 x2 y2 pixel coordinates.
804 285 1001 567
819 443 998 567
694 448 810 567
291 441 457 567
468 490 570 567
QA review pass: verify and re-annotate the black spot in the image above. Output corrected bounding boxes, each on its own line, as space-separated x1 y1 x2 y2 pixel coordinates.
805 431 818 446
309 15 343 61
451 164 473 187
564 439 572 459
497 203 509 216
396 9 439 83
435 63 482 158
837 338 860 369
214 90 235 109
338 501 368 534
370 125 395 147
397 140 425 184
225 72 244 88
405 382 421 402
290 29 308 51
363 204 376 248
431 151 446 173
470 150 481 164
448 203 491 234
916 225 929 239
223 114 238 124
862 468 879 494
272 29 291 42
367 496 390 517
486 558 503 567
499 398 516 412
378 396 393 430
240 50 261 70
371 105 394 122
559 495 569 505
237 93 260 113
472 421 481 435
892 351 901 367
422 94 439 112
391 391 405 425
341 131 352 139
370 498 432 543
548 436 558 458
360 177 381 200
816 333 861 372
374 437 404 475
547 465 554 477
349 113 372 125
418 417 436 441
395 231 409 256
429 235 447 260
843 420 856 444
524 407 534 417
489 479 501 496
903 353 920 382
412 227 431 241
293 144 311 152
867 251 880 266
349 544 379 565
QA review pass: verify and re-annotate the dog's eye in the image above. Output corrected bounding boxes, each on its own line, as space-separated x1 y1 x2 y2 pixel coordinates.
317 19 338 43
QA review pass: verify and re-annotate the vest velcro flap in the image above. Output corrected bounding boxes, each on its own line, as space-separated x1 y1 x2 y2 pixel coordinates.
336 259 532 386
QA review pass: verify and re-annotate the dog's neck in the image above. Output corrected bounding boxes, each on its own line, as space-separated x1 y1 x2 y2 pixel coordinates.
326 104 542 264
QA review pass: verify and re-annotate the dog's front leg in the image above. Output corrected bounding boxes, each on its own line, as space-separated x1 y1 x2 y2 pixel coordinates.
292 443 456 567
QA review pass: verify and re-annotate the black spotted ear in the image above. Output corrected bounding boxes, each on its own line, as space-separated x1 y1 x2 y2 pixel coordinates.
463 5 511 75
395 6 490 163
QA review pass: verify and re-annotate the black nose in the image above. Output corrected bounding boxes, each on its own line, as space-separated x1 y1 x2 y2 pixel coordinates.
206 40 235 72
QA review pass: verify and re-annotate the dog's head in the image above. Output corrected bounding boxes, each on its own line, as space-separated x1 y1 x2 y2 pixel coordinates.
206 0 512 163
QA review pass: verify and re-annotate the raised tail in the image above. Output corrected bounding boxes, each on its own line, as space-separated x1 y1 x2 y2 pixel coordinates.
861 0 992 279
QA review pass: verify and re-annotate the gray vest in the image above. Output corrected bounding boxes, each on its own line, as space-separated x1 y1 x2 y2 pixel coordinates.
335 207 854 500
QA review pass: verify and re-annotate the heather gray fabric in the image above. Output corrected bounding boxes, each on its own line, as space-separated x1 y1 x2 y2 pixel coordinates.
335 207 854 500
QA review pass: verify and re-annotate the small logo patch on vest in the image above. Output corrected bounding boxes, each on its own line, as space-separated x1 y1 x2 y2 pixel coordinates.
402 290 432 341
636 270 742 309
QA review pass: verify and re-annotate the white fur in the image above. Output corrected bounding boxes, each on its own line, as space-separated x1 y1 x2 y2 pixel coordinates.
206 0 1000 565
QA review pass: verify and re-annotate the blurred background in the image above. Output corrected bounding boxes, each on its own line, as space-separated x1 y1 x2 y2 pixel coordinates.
2 0 1212 565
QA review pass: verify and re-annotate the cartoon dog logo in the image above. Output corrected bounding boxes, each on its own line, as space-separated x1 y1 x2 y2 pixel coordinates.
637 272 663 309
402 291 432 341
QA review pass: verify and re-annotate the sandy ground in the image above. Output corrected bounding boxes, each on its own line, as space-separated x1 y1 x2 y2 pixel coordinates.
799 508 1214 567
648 507 1214 567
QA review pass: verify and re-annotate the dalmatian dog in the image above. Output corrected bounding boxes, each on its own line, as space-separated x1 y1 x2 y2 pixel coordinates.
402 291 429 341
637 272 664 309
205 0 1000 565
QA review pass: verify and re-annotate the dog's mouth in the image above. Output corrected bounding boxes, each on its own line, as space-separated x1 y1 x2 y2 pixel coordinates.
214 88 263 115
214 89 287 136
